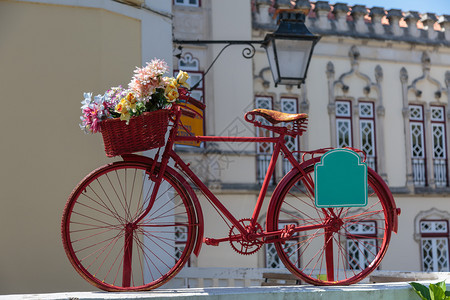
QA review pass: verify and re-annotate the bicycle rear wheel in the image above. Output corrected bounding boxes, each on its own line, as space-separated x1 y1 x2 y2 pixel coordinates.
62 161 197 291
267 162 393 285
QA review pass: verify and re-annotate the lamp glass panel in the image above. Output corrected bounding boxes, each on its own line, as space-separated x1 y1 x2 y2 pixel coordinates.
274 38 313 80
265 40 279 83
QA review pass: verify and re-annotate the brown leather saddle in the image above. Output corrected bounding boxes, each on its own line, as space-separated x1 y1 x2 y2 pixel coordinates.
249 108 308 124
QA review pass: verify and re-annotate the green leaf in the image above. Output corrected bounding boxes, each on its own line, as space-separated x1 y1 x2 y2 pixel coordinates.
437 281 447 293
410 282 431 300
429 283 444 300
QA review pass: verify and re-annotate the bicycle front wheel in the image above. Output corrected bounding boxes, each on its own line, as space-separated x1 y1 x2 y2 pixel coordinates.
268 162 393 285
62 161 198 291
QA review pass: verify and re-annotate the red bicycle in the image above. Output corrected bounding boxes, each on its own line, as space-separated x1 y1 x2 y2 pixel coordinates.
62 97 399 291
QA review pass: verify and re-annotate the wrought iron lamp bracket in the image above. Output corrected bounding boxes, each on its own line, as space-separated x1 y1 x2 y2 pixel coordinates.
173 40 264 90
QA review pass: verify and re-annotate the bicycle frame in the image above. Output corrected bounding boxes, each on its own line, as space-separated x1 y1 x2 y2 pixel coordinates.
63 103 400 291
139 106 316 245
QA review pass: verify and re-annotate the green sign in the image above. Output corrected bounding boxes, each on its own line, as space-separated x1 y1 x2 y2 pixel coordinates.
314 149 368 208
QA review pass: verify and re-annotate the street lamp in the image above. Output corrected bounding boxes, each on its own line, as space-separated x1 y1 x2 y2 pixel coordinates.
262 11 321 87
173 9 320 89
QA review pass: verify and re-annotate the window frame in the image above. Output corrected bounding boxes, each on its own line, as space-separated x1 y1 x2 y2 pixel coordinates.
346 220 378 271
335 100 353 148
174 0 200 7
359 101 377 171
420 219 450 272
265 220 300 269
409 104 427 186
430 105 448 187
280 97 299 176
255 96 274 185
174 53 205 148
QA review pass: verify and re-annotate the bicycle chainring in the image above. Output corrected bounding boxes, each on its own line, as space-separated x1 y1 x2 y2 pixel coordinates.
229 219 264 255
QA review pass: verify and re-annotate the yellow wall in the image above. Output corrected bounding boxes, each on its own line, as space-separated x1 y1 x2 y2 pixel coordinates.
0 1 141 293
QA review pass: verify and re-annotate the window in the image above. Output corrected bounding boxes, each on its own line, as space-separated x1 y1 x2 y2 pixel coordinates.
431 106 448 187
174 225 190 266
255 97 274 185
359 102 376 170
175 53 205 147
265 222 299 268
420 220 449 272
176 53 204 102
409 105 426 186
346 221 377 270
336 100 353 148
174 0 199 7
281 98 299 176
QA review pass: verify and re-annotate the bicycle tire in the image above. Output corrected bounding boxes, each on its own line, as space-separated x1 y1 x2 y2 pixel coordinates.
267 161 393 285
61 161 197 291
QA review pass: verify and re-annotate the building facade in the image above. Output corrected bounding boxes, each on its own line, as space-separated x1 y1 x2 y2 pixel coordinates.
172 0 450 279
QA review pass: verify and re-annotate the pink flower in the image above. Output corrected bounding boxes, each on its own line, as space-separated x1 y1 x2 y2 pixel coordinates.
128 59 169 99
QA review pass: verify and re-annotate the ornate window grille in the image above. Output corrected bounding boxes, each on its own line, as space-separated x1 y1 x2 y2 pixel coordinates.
174 224 190 266
409 105 426 186
420 220 449 272
359 102 376 171
336 100 353 148
175 53 205 148
431 106 448 187
346 221 377 270
265 222 299 268
281 98 299 176
255 97 274 185
174 0 200 7
177 53 204 102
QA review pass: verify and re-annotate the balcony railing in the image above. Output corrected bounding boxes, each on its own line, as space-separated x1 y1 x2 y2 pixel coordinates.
412 158 426 187
434 158 448 187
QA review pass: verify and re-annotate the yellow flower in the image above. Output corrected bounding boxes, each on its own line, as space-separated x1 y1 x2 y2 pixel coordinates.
165 79 177 92
165 88 179 103
120 111 131 122
115 98 132 121
125 92 136 104
165 79 180 102
176 71 190 89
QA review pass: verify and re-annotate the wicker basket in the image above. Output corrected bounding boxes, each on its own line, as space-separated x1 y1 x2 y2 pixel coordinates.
100 110 170 157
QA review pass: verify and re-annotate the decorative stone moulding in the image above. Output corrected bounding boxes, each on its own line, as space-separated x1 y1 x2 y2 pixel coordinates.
370 7 386 35
438 15 450 41
314 1 332 30
252 1 450 45
387 9 404 36
413 208 450 241
402 52 448 104
421 13 438 39
351 5 368 34
332 3 350 32
403 11 421 38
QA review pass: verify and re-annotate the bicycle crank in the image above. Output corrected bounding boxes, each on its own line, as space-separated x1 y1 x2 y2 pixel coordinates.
229 219 264 255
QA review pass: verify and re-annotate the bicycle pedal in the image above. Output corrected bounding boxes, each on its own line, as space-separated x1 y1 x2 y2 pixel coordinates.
204 237 220 246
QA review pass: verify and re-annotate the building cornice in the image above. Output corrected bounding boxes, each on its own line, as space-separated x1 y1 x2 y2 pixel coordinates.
253 0 450 47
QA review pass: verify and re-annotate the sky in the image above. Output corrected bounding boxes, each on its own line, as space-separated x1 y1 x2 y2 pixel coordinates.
329 0 450 15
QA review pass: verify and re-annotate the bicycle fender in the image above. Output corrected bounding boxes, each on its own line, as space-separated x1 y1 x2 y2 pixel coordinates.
121 154 205 256
266 157 398 234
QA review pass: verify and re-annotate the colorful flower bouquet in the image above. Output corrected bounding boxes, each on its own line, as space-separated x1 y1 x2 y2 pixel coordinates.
80 58 190 157
80 58 189 133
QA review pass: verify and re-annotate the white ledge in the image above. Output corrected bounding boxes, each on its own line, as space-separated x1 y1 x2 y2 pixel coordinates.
2 281 448 300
